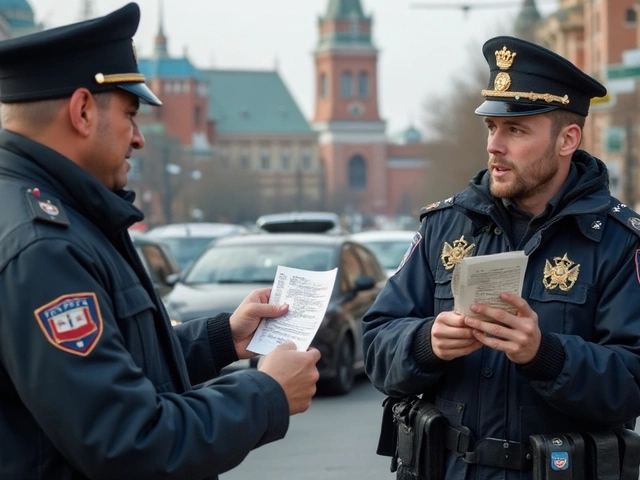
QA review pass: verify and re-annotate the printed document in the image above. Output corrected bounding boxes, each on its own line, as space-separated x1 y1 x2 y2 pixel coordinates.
247 265 338 355
452 251 528 321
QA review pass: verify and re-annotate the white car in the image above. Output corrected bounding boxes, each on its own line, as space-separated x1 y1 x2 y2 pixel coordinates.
350 230 417 277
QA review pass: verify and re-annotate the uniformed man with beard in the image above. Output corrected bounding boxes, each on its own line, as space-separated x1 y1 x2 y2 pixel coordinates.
363 36 640 479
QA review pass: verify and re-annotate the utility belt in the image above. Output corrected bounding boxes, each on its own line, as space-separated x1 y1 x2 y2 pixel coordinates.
376 396 640 480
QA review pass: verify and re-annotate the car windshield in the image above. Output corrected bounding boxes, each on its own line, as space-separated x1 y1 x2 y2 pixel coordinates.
184 244 336 284
160 237 218 270
361 240 411 270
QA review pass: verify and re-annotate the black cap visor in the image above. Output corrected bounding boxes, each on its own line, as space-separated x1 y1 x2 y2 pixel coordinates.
118 83 162 106
474 100 558 117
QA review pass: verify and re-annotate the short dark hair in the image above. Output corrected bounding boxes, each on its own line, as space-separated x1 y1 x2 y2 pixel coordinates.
549 109 585 139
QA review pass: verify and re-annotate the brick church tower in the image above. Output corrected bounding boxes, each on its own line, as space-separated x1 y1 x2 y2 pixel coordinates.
312 0 389 215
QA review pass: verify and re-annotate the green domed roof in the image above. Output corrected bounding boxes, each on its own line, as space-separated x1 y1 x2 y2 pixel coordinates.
0 0 35 28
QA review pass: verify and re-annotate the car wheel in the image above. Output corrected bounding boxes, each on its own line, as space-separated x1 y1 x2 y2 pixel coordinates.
321 336 354 395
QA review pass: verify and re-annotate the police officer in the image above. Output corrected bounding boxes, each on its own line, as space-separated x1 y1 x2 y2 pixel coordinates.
363 36 640 479
0 4 320 479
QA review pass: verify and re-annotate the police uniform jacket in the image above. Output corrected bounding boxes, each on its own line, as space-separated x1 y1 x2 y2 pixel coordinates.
363 151 640 479
0 130 289 480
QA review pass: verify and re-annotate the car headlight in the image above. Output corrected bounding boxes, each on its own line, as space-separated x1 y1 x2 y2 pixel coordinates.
170 318 182 326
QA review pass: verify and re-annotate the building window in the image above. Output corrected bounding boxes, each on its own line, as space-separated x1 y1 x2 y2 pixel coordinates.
320 73 328 98
348 155 366 190
183 81 191 93
240 149 250 169
282 148 291 170
194 106 201 128
341 71 352 97
625 8 637 27
358 72 369 98
302 148 312 170
261 149 270 170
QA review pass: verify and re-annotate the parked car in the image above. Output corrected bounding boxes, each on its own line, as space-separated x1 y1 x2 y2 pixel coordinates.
350 230 417 277
163 228 387 394
146 222 247 270
130 233 181 299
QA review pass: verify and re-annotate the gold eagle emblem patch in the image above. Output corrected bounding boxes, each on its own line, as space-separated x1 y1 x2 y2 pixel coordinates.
441 235 475 270
543 254 580 292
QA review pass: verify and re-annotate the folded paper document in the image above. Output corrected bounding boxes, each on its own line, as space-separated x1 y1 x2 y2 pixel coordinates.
452 251 528 321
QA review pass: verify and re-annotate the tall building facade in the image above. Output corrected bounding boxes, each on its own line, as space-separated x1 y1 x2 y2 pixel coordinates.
312 0 430 217
535 0 640 208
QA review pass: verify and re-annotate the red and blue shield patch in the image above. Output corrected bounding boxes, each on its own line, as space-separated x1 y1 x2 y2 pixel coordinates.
395 232 423 274
34 293 103 356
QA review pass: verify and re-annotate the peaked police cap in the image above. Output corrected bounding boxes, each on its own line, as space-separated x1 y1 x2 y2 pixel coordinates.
475 36 605 117
0 2 161 106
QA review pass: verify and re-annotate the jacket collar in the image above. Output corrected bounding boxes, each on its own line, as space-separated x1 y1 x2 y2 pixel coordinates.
0 129 143 235
454 151 611 243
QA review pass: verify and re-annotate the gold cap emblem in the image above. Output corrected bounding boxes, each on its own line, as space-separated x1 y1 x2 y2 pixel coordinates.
494 72 511 92
495 46 516 70
441 235 475 271
543 254 580 292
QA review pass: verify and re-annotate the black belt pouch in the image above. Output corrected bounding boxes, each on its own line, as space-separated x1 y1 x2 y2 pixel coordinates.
395 398 446 480
529 433 585 480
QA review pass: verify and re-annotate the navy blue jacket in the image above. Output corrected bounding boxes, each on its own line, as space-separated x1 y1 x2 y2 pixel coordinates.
0 130 289 480
363 151 640 479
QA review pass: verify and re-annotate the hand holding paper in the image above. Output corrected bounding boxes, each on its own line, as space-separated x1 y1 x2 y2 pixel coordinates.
247 266 338 354
452 251 528 322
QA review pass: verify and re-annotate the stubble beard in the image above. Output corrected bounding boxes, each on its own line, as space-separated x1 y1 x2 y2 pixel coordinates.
488 142 559 202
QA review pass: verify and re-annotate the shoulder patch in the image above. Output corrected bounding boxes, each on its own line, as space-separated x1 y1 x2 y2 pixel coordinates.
26 188 69 227
395 231 422 274
607 198 640 238
34 293 103 356
419 196 455 222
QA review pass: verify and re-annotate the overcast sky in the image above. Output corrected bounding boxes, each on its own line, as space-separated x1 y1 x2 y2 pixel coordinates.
28 0 559 135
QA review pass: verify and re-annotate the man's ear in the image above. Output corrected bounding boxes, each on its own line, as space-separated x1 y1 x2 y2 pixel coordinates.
557 124 582 156
68 88 97 138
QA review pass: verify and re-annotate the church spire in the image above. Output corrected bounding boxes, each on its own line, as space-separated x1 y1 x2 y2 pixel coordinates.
324 0 366 20
318 0 373 49
514 0 541 42
154 0 169 58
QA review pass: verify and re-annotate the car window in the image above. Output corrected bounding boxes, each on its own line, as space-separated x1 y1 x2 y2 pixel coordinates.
140 244 176 284
184 244 335 284
362 240 413 271
353 244 386 281
340 245 365 293
160 237 217 270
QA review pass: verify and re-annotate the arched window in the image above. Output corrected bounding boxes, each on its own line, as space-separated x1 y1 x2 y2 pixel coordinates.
341 71 353 97
348 155 366 190
320 73 328 98
358 72 369 98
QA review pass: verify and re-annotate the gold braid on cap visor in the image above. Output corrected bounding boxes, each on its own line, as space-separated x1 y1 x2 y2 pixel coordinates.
481 89 570 105
94 73 146 84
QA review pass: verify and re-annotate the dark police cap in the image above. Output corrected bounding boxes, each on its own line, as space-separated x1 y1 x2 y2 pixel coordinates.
0 2 161 106
475 36 605 117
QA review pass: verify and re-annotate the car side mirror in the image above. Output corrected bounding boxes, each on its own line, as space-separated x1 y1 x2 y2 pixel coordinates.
166 273 180 287
354 275 375 292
